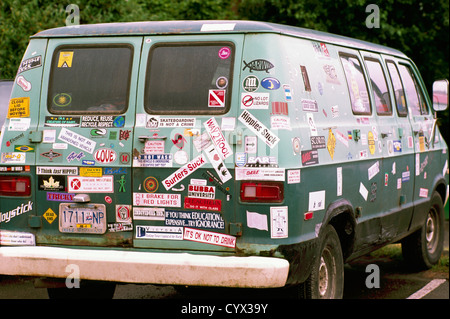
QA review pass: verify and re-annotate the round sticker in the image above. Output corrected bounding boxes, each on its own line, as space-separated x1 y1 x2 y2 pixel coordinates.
218 47 231 59
242 75 259 92
174 150 188 165
53 93 72 107
143 176 159 193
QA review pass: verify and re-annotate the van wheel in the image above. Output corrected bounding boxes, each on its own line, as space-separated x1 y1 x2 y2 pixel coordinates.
299 224 344 299
47 281 116 299
402 191 444 270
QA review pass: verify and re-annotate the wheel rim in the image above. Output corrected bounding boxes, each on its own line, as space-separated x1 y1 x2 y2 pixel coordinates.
318 256 329 297
318 247 337 298
425 207 439 254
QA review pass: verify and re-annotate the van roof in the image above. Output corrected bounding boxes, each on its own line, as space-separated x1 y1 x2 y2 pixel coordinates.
32 20 407 58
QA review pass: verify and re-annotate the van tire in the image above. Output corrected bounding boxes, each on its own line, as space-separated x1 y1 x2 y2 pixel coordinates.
299 224 344 299
47 281 116 299
402 191 444 270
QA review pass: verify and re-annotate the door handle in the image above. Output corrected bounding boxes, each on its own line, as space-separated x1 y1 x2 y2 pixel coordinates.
138 135 167 142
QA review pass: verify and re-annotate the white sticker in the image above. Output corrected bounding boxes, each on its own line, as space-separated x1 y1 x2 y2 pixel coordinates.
337 167 342 196
245 136 257 153
397 178 402 189
183 227 236 248
133 207 165 221
240 92 270 109
270 206 288 238
203 144 232 183
221 117 236 131
235 167 285 181
42 130 56 143
238 110 279 149
67 176 113 193
359 182 369 201
246 211 268 231
308 190 326 211
133 193 181 207
287 169 301 184
419 188 429 198
368 161 380 180
203 117 233 160
136 226 183 240
162 154 207 190
270 115 291 130
1 152 26 164
306 113 318 136
58 128 96 154
8 118 30 131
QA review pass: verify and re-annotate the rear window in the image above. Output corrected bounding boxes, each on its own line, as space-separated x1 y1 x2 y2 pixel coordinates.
145 43 234 114
48 45 133 114
340 54 371 115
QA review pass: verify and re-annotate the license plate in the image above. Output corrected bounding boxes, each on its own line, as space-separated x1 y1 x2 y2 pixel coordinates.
59 203 107 234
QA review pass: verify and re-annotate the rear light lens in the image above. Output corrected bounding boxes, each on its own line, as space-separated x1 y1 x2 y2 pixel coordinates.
0 176 31 197
240 182 284 203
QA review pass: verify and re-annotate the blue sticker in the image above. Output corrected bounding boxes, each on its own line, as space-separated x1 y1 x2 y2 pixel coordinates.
261 77 281 90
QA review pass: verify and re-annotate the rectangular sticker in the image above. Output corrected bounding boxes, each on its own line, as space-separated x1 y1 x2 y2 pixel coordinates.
203 117 233 160
184 198 222 212
162 154 207 190
235 167 285 181
165 210 225 230
58 128 96 154
183 227 236 248
7 97 30 118
308 190 326 211
136 225 183 240
36 166 78 175
246 211 268 231
238 110 279 149
133 207 165 221
203 144 232 183
67 176 113 193
133 193 181 207
135 154 173 168
368 161 380 180
287 169 301 184
359 182 369 201
240 92 270 109
270 206 288 239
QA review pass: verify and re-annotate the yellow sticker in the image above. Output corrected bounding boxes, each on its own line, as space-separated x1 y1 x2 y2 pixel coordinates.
58 51 74 68
43 208 57 224
368 131 376 155
7 97 30 118
327 129 336 160
80 167 102 177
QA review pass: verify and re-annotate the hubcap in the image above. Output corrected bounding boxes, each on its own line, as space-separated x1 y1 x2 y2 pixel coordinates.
426 209 438 253
318 256 329 297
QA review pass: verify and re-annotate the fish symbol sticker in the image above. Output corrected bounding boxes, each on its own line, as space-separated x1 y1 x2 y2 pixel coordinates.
243 59 274 73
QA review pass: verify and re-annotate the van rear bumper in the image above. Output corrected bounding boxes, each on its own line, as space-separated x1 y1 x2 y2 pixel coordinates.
0 246 289 288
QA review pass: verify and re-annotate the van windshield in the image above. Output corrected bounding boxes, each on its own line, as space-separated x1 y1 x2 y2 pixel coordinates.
144 43 234 114
48 45 133 114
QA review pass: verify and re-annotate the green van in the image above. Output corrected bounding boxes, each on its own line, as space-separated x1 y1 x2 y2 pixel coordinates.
0 20 448 299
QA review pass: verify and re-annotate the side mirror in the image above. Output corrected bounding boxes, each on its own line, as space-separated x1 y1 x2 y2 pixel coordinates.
432 79 449 111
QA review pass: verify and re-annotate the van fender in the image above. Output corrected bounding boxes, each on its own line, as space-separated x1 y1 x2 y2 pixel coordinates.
318 198 357 261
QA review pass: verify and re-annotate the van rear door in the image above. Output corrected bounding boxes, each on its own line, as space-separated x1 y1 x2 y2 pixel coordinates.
34 37 142 247
132 34 244 252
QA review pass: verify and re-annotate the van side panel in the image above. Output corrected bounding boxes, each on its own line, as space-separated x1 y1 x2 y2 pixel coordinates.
0 39 47 237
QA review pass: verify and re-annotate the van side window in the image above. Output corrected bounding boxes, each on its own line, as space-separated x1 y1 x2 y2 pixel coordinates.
48 45 133 114
386 61 408 117
398 64 429 116
364 59 392 115
339 54 371 115
145 43 234 114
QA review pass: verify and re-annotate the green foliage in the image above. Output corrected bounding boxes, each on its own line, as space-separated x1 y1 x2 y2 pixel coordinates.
0 0 448 141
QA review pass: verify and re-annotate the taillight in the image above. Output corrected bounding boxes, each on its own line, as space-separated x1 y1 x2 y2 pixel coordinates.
240 182 284 203
0 176 31 197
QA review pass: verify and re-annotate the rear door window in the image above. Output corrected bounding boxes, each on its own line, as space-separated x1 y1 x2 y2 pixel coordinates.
340 54 371 115
48 45 133 114
364 59 392 115
144 43 234 114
